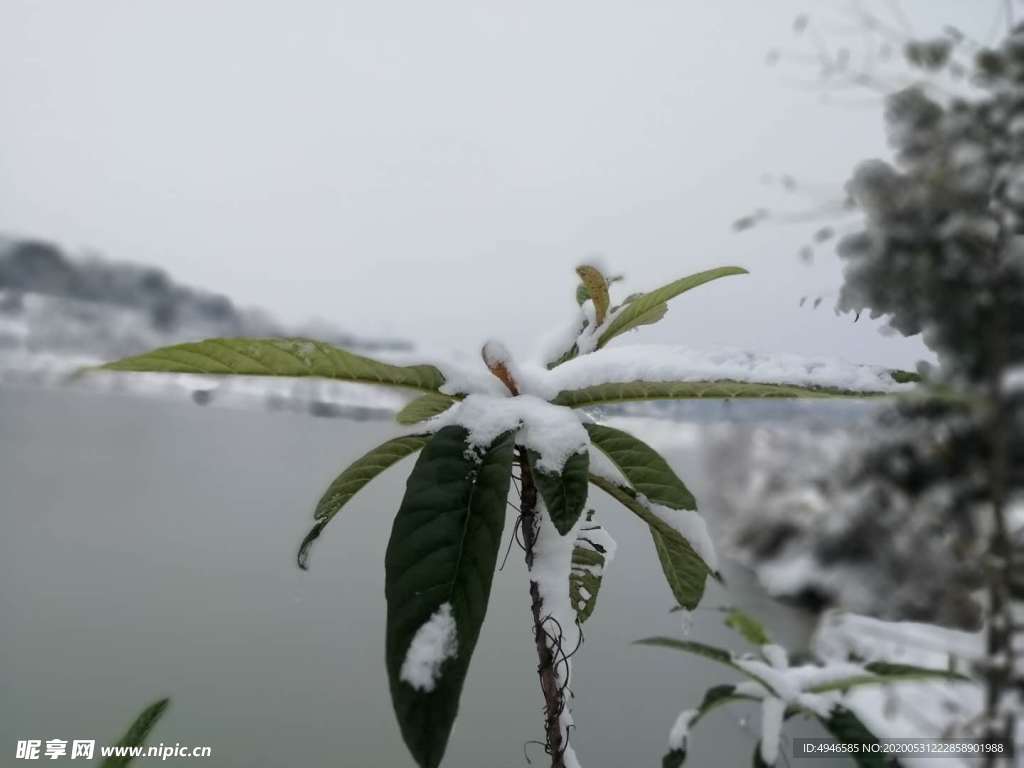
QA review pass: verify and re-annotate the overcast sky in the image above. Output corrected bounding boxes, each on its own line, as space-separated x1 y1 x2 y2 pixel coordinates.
0 1 1000 368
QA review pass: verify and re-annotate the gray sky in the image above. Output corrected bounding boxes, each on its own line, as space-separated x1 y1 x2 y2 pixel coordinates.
0 1 998 368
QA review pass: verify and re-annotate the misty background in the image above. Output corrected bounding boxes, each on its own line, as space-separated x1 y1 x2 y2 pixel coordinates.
0 0 997 369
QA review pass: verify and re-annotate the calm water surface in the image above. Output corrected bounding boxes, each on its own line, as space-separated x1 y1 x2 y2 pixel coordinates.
1 387 831 767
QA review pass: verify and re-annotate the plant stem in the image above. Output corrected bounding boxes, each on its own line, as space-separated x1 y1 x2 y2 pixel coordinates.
518 447 568 768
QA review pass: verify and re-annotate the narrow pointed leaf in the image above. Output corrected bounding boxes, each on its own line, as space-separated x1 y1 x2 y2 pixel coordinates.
569 511 610 623
298 434 428 569
100 337 447 393
528 449 589 535
395 393 457 425
385 426 514 768
597 267 747 347
806 663 970 694
724 609 772 647
576 265 610 326
554 379 885 408
585 423 695 510
589 474 710 608
100 698 170 768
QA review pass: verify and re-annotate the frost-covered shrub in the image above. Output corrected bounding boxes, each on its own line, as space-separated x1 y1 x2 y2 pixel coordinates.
98 263 910 768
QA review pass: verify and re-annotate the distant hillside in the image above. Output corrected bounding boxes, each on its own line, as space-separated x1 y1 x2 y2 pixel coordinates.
0 235 409 363
0 235 413 419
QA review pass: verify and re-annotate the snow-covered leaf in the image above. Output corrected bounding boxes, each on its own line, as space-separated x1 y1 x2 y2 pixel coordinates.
553 379 875 408
384 426 514 768
724 609 772 647
298 434 429 569
805 663 969 693
589 474 710 608
585 423 696 510
528 449 589 536
395 393 457 425
99 337 447 393
660 685 762 767
99 698 170 768
596 267 747 348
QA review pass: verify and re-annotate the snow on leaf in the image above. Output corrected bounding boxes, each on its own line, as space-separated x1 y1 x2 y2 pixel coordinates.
399 603 459 693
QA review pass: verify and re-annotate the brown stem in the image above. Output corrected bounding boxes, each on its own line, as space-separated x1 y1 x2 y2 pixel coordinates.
518 447 568 768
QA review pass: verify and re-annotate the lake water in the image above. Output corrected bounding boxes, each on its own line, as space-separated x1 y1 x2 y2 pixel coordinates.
1 386 836 767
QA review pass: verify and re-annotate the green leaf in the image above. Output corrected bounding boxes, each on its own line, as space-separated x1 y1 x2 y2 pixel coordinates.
588 474 710 608
528 449 589 536
298 434 429 570
806 662 970 694
395 393 457 425
633 636 736 666
633 637 775 690
724 609 772 647
751 742 771 768
584 423 696 510
385 426 514 768
659 685 768 767
596 267 748 348
99 337 447 393
651 528 709 610
818 708 892 768
553 379 885 408
570 511 610 623
99 698 170 768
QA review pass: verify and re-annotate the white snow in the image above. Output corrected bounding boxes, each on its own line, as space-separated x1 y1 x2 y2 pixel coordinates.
517 344 914 399
431 393 588 474
759 696 785 765
638 495 718 572
668 708 698 751
399 603 458 693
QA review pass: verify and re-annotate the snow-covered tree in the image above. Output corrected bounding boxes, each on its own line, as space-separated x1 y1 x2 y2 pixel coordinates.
705 17 1024 766
97 263 911 767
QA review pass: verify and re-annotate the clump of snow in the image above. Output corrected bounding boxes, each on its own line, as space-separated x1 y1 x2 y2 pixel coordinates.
399 603 458 692
668 708 698 751
638 495 718 572
759 697 786 765
431 394 588 474
481 339 512 370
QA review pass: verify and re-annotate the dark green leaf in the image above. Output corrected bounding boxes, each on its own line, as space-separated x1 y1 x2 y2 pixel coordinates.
385 426 514 768
395 393 457 425
585 423 695 510
99 698 170 768
99 337 447 393
588 474 710 608
528 449 589 535
597 267 747 347
752 741 771 767
298 434 428 569
819 708 894 768
724 609 772 646
663 748 687 768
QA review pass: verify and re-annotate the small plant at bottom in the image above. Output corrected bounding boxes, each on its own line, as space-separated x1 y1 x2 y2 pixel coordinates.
638 609 968 767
